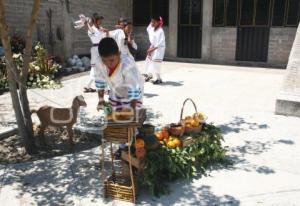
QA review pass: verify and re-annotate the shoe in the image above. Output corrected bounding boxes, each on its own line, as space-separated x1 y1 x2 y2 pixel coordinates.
84 87 96 93
145 74 153 82
152 79 163 85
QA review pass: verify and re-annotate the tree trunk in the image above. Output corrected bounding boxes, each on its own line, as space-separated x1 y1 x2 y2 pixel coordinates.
7 68 36 154
20 0 41 138
0 0 40 154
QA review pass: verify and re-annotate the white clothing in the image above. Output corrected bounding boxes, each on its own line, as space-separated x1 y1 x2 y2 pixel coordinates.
94 54 144 108
88 25 105 66
109 29 137 60
146 24 165 61
145 58 162 77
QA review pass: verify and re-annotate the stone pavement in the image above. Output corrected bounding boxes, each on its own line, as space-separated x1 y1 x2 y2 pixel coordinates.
0 61 300 205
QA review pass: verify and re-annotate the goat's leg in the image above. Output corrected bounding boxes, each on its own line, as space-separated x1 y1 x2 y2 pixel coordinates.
67 126 74 146
38 124 47 146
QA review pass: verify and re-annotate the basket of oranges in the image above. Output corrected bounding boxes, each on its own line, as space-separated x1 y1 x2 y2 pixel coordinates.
180 98 206 134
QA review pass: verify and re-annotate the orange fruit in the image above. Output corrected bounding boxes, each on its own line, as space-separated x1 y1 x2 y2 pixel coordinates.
162 129 169 139
167 141 176 149
191 119 200 127
185 123 192 128
135 139 145 148
173 138 181 147
155 132 164 141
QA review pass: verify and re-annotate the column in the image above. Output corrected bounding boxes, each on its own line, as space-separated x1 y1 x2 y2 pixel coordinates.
201 0 213 60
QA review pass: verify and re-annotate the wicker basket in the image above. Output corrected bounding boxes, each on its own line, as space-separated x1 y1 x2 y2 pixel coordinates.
168 124 185 137
103 126 130 143
104 174 137 203
180 98 203 135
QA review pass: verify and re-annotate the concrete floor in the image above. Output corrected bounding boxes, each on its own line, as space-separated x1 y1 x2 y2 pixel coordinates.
0 61 300 205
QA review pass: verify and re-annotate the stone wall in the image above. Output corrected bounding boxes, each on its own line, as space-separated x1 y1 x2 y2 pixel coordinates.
268 28 297 66
211 27 237 62
3 0 132 59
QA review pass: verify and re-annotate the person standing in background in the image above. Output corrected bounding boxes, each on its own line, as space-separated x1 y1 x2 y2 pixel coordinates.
84 13 107 93
143 15 166 85
109 21 137 61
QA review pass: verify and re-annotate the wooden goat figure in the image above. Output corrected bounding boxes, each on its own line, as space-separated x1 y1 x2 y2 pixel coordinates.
31 95 87 145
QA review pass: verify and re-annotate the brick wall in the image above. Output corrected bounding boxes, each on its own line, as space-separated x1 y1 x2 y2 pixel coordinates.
211 27 237 62
69 0 132 55
3 0 64 56
3 0 132 58
268 28 297 66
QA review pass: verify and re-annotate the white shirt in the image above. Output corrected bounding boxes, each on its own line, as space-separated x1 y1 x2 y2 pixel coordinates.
88 25 105 44
147 24 165 61
109 29 137 59
94 54 144 107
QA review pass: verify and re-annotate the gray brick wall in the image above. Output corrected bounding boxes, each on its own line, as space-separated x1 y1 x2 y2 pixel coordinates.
211 28 237 62
3 0 132 58
69 0 132 55
268 28 297 65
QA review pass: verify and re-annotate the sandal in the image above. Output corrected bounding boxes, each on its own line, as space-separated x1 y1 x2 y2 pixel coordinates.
152 79 163 85
84 87 96 93
145 75 153 82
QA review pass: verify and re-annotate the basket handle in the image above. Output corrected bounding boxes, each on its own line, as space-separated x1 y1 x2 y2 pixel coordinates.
180 98 198 121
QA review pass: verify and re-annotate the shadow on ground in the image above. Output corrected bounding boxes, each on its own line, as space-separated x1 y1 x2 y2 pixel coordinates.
144 93 159 98
219 116 269 135
160 81 184 87
214 116 296 175
1 148 106 205
138 180 240 205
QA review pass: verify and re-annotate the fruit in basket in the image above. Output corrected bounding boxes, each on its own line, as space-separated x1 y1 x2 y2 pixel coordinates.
185 123 192 128
191 119 200 127
155 132 164 141
184 116 193 124
135 139 145 148
194 112 205 121
162 128 169 139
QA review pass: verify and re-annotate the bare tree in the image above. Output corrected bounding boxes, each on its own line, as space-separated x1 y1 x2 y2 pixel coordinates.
0 0 41 154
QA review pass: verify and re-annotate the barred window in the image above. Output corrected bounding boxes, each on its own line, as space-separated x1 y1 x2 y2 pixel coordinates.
213 0 238 26
213 0 300 27
133 0 169 26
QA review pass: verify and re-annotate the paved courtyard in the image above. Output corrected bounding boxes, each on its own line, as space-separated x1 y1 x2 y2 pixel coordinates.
0 61 300 205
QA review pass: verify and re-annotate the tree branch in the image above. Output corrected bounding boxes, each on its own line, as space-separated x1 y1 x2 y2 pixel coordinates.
22 0 41 83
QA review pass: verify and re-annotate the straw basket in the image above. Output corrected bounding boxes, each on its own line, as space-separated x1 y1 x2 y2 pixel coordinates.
180 98 203 134
103 109 147 143
104 173 137 203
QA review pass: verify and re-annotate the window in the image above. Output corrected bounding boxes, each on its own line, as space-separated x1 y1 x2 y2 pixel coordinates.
133 0 169 26
272 0 287 26
240 0 271 26
213 0 300 27
272 0 300 27
213 0 238 26
286 0 300 26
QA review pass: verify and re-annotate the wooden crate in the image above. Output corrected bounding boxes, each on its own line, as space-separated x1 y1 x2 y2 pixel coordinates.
103 109 147 143
103 126 129 143
104 174 137 203
121 151 145 170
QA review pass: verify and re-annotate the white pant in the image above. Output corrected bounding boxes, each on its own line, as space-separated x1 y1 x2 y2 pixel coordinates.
145 57 162 77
